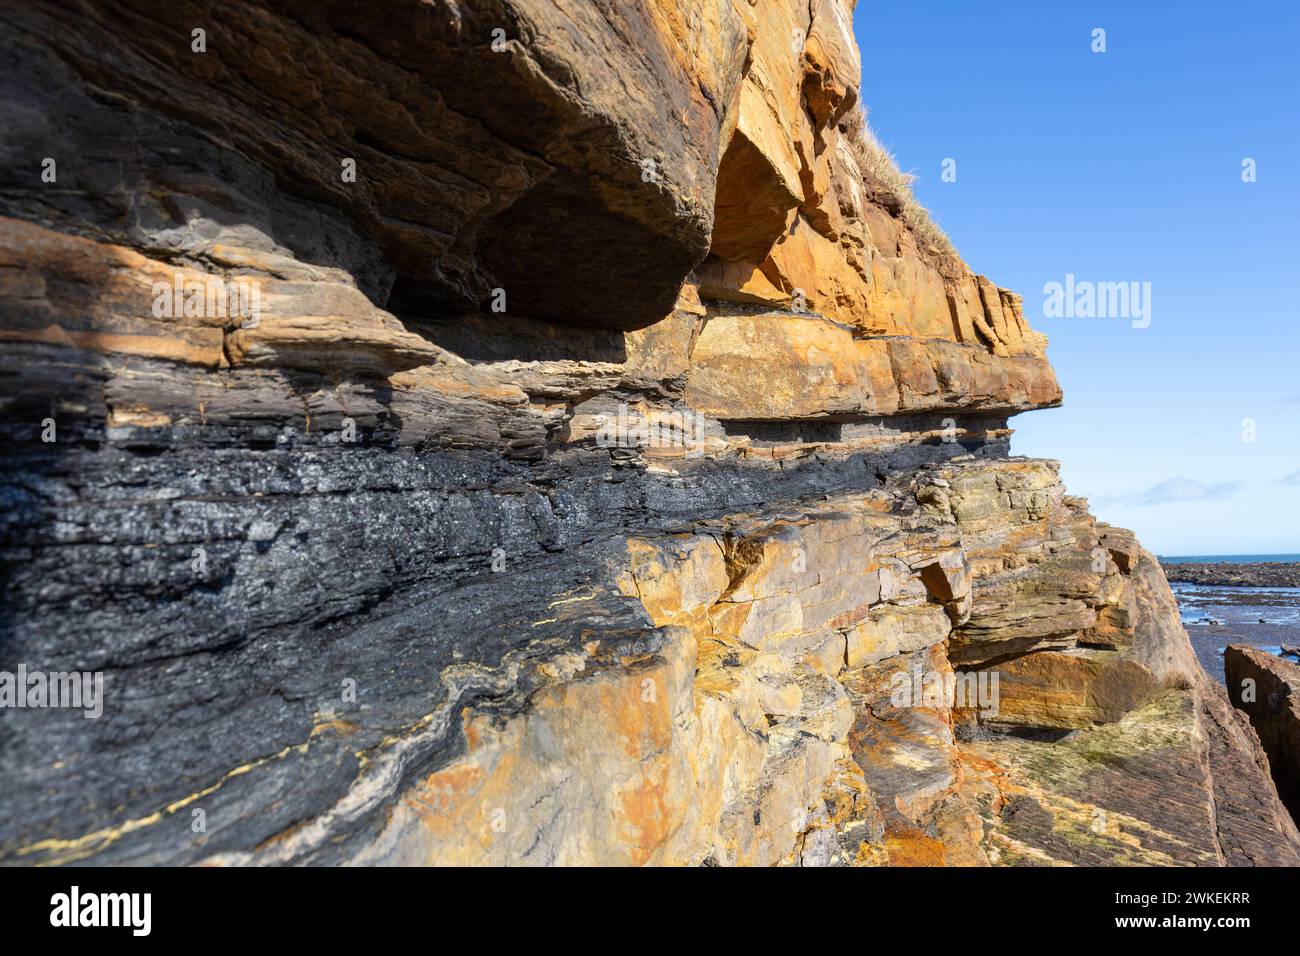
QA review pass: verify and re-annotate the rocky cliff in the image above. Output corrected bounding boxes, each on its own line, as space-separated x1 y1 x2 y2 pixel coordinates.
2 0 1297 866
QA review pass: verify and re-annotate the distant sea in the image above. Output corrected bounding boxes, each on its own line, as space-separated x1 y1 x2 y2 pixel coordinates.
1156 555 1300 683
1160 553 1300 563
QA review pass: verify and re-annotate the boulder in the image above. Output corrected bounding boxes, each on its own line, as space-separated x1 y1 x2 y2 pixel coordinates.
1225 645 1300 825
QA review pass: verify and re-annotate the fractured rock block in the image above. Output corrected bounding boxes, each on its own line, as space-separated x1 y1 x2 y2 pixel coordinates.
1098 526 1141 574
977 648 1160 731
845 604 952 669
1224 645 1300 824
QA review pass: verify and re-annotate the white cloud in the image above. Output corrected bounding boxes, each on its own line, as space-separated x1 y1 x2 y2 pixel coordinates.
1092 477 1242 508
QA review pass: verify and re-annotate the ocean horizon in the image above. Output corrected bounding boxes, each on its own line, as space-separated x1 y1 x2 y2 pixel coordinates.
1159 553 1300 563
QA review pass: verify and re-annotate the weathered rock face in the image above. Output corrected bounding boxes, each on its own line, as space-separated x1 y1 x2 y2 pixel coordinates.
1 0 755 330
1225 646 1300 826
0 1 1294 866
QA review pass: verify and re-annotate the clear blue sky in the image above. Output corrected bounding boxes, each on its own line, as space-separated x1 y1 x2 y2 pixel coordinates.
852 0 1299 555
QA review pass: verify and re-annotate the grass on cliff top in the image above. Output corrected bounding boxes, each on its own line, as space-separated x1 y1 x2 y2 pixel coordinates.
841 107 957 260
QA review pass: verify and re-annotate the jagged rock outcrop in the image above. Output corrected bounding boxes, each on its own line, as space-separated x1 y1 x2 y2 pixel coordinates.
1 0 1295 866
1225 645 1300 827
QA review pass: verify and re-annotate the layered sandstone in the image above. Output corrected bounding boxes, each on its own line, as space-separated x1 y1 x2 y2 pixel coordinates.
0 1 1294 866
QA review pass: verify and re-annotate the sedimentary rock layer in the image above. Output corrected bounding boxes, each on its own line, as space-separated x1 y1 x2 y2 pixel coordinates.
0 0 1295 866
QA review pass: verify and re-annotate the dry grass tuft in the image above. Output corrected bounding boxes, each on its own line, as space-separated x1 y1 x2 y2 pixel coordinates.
841 106 957 259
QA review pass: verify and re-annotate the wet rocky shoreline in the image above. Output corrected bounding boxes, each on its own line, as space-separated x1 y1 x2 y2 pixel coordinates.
1162 562 1300 588
1161 562 1300 685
